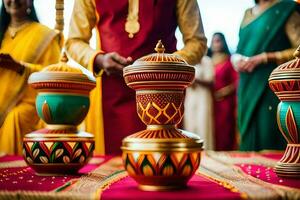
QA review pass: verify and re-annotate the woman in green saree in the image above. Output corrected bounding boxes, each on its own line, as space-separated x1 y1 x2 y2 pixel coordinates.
235 0 300 151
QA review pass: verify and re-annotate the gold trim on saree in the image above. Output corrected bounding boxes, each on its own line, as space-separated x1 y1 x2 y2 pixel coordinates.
31 29 61 64
241 0 278 28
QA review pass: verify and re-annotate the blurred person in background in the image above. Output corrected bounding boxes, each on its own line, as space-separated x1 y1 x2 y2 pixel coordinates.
209 32 237 151
184 55 215 150
233 0 300 151
0 0 62 155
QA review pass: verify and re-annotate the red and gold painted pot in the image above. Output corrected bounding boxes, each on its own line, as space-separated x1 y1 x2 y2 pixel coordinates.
122 41 203 190
269 46 300 178
23 54 96 174
23 128 95 174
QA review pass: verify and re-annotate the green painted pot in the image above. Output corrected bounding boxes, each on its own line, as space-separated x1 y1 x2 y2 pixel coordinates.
277 102 300 143
269 47 300 178
25 53 96 175
36 93 89 125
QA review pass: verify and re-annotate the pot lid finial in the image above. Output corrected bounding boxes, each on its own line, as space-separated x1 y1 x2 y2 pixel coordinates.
124 39 191 68
60 51 69 63
154 40 165 54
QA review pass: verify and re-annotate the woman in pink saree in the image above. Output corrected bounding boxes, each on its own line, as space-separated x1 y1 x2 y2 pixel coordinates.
209 32 238 150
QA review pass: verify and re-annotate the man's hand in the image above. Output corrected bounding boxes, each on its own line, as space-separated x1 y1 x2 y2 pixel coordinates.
0 54 25 75
94 52 133 76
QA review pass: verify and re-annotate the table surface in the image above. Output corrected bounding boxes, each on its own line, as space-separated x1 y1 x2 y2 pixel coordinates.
0 151 299 200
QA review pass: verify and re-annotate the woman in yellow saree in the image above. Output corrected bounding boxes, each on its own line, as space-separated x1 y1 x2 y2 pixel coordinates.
0 0 62 155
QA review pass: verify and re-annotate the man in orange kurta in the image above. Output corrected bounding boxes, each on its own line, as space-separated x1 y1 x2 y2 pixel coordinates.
66 0 207 155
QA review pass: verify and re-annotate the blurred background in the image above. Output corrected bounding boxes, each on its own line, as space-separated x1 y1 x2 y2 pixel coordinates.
0 0 254 52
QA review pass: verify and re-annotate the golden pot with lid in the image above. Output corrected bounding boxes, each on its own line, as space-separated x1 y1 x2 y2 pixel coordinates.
23 53 96 174
122 41 203 191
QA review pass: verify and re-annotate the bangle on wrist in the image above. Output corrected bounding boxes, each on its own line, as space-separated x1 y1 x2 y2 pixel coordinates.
261 52 268 64
266 52 276 63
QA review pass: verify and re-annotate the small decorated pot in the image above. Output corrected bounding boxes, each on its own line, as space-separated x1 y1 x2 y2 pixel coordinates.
269 46 300 178
23 129 95 174
23 54 96 174
122 41 203 190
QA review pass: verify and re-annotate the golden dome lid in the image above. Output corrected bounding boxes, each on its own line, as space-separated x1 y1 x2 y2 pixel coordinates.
123 40 194 74
135 40 187 64
28 53 96 92
269 46 300 81
123 40 195 90
41 53 82 73
269 46 300 101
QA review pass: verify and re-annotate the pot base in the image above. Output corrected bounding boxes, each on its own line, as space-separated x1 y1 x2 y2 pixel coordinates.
23 129 95 175
275 162 300 178
138 184 187 191
274 144 300 178
132 175 190 191
29 163 86 175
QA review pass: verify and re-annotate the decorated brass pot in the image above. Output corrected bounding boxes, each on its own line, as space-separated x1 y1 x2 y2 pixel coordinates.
269 46 300 178
122 41 203 191
23 54 96 174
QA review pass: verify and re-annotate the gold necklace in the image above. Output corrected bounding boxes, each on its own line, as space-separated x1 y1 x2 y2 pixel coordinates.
8 21 31 39
125 0 140 38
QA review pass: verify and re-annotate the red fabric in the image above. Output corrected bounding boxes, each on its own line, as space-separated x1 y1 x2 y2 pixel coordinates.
237 163 300 189
0 167 76 191
79 155 111 174
95 0 178 155
235 152 300 189
213 58 237 150
0 155 109 191
2 153 299 199
95 0 177 60
101 175 241 200
261 152 283 160
0 155 23 162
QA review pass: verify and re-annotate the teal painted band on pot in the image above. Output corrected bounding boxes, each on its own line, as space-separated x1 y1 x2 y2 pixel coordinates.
36 93 89 125
278 101 300 143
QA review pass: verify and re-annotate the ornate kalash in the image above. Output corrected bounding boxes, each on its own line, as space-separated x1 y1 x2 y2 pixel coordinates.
122 40 203 191
22 53 96 174
269 45 300 178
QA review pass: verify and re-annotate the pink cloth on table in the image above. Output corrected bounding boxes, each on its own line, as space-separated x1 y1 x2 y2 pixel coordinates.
261 152 283 161
0 155 109 191
0 155 23 162
79 155 111 174
237 163 300 189
101 175 242 200
229 152 300 189
0 167 77 191
236 152 300 189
